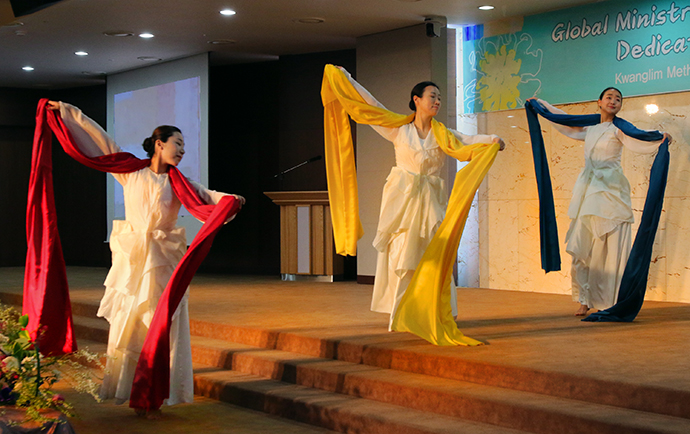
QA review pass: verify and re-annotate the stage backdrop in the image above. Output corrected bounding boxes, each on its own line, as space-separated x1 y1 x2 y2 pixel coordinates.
463 0 690 113
462 2 690 303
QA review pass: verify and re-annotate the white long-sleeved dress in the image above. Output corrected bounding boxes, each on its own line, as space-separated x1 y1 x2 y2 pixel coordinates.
59 103 227 405
538 99 662 310
346 74 497 327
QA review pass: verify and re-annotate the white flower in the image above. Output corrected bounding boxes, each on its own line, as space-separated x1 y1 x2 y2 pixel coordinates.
2 356 19 371
0 334 9 344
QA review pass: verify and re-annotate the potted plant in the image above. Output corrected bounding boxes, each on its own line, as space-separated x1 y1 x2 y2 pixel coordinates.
0 303 102 426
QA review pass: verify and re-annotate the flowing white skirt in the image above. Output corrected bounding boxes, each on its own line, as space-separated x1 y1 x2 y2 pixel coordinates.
370 167 458 327
97 220 193 405
567 215 631 310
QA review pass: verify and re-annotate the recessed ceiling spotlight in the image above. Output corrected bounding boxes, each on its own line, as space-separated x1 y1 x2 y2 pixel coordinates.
2 21 24 28
293 17 325 24
22 66 34 71
14 30 26 36
103 31 134 37
137 56 161 61
220 9 236 16
507 115 514 118
75 51 88 56
208 39 236 45
478 5 495 10
645 104 659 115
139 33 154 39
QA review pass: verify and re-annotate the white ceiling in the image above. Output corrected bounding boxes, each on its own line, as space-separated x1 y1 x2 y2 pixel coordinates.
0 0 602 89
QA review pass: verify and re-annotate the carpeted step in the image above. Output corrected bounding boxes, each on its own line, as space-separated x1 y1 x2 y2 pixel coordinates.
70 299 101 319
7 287 690 429
73 338 108 368
73 315 109 344
193 365 530 434
0 291 107 345
75 338 107 354
0 291 23 309
188 319 690 420
190 336 690 434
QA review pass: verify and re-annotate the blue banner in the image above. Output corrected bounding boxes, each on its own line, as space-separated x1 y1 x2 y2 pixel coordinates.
463 0 690 113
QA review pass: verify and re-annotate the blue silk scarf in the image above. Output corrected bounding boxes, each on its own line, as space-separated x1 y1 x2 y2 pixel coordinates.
524 99 669 322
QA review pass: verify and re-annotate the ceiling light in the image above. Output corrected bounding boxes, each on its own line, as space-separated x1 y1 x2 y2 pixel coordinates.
75 51 88 56
103 31 134 37
139 33 154 39
645 104 659 115
22 66 34 71
208 39 236 45
507 115 514 118
293 17 325 24
2 21 23 27
478 5 495 10
137 56 161 61
220 9 236 16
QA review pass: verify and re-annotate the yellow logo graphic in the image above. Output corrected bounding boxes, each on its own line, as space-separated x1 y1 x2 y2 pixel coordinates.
477 45 522 111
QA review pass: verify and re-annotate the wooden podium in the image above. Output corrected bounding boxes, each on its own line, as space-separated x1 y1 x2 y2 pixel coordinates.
264 191 344 281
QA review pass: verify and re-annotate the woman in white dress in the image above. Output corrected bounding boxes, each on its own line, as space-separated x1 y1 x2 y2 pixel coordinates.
531 88 670 316
340 69 505 328
47 101 244 416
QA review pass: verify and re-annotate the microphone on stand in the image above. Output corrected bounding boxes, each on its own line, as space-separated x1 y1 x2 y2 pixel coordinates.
273 155 323 178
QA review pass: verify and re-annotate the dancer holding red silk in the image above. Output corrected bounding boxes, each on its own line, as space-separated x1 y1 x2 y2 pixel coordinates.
25 99 243 417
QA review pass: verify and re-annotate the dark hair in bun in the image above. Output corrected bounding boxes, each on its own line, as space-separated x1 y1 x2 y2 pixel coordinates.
142 125 181 158
409 81 439 111
598 87 622 100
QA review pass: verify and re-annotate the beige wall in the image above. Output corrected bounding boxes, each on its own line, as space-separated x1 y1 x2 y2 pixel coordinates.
355 24 450 277
477 91 690 302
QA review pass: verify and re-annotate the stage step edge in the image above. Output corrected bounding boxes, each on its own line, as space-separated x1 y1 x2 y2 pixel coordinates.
193 364 531 434
188 318 690 421
191 335 690 434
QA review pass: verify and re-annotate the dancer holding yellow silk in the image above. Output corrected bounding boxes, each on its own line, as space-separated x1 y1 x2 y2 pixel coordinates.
321 65 503 346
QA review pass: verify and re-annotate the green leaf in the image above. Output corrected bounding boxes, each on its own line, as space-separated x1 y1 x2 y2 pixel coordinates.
18 315 29 328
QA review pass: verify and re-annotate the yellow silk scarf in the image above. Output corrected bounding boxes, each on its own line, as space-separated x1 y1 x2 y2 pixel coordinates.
321 64 499 346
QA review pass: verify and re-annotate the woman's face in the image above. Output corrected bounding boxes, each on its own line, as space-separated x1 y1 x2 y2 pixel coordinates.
414 86 441 117
156 131 185 166
598 89 622 117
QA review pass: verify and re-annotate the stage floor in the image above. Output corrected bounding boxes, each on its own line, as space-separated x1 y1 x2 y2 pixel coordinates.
2 266 690 393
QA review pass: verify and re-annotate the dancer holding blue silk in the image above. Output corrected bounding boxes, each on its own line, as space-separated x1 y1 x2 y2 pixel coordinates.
525 88 672 320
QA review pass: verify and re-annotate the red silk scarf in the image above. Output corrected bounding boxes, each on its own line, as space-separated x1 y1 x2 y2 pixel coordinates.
26 99 241 410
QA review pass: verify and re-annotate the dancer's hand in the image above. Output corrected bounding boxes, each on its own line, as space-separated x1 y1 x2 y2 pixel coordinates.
663 132 673 144
232 194 246 208
494 137 506 151
46 101 60 110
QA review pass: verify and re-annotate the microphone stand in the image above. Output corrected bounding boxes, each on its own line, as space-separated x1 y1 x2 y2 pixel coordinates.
274 155 322 190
